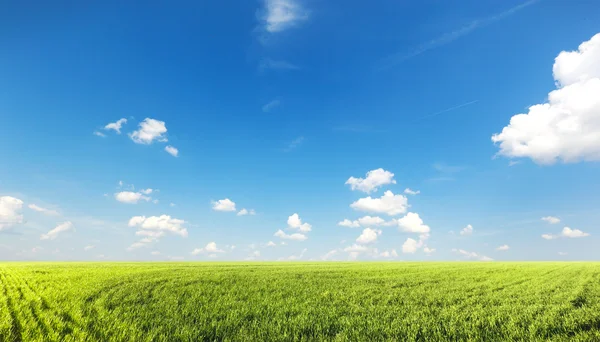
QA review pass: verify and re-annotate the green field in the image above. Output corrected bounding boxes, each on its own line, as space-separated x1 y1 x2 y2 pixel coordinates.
1 262 599 341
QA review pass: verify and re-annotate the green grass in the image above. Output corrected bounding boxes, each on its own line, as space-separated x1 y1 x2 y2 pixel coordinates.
1 262 600 341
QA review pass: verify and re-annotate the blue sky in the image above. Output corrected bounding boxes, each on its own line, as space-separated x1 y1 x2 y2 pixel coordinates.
1 0 599 261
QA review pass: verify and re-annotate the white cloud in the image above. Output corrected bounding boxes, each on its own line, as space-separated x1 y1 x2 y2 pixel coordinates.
129 118 168 144
452 248 493 261
338 219 360 228
287 213 312 232
321 249 338 260
84 245 95 251
104 118 127 134
356 228 381 244
40 221 74 240
114 191 151 204
266 241 276 247
346 168 396 193
165 145 179 157
496 244 510 251
93 131 106 137
423 247 436 254
170 203 176 207
541 234 556 240
151 251 161 255
0 196 24 230
128 215 188 237
262 99 281 113
350 190 408 216
541 216 560 224
274 229 307 241
558 252 568 256
283 136 304 152
402 238 422 254
492 33 600 164
357 216 386 226
542 226 590 240
237 208 256 216
212 198 236 212
139 188 153 195
396 212 430 234
343 244 369 253
261 0 309 33
460 224 474 236
404 188 420 195
285 248 308 261
191 242 224 255
561 227 590 238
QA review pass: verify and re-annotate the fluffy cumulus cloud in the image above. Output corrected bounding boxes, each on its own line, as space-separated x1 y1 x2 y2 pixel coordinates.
423 247 436 254
402 238 422 254
114 191 152 204
542 226 590 240
237 208 256 216
338 216 386 228
261 0 308 33
274 229 307 241
460 224 474 236
41 221 74 240
129 118 168 144
452 249 493 261
127 215 188 250
0 196 24 230
542 216 561 224
346 168 396 193
496 244 510 251
338 219 360 228
404 188 420 195
165 145 178 157
104 118 127 134
212 198 236 212
356 228 381 244
350 191 408 216
28 204 59 216
287 213 312 232
396 212 430 233
492 33 600 164
191 242 224 255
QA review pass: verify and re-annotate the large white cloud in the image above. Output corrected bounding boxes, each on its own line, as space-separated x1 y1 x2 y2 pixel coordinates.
274 229 307 241
261 0 308 33
212 199 236 212
345 168 396 193
0 196 24 230
356 228 381 244
129 118 168 144
287 213 312 232
128 215 188 237
396 212 430 233
350 190 408 216
40 221 74 240
542 226 590 239
492 33 600 164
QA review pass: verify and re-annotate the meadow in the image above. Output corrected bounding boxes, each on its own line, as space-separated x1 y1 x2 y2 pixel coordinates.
1 262 599 341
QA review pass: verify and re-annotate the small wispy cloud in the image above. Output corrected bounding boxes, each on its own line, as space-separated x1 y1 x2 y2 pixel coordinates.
259 58 300 72
416 100 479 121
375 0 540 70
262 99 281 113
259 0 309 33
283 136 304 152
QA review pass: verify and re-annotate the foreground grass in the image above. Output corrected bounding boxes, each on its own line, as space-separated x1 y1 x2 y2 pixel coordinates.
1 262 599 341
